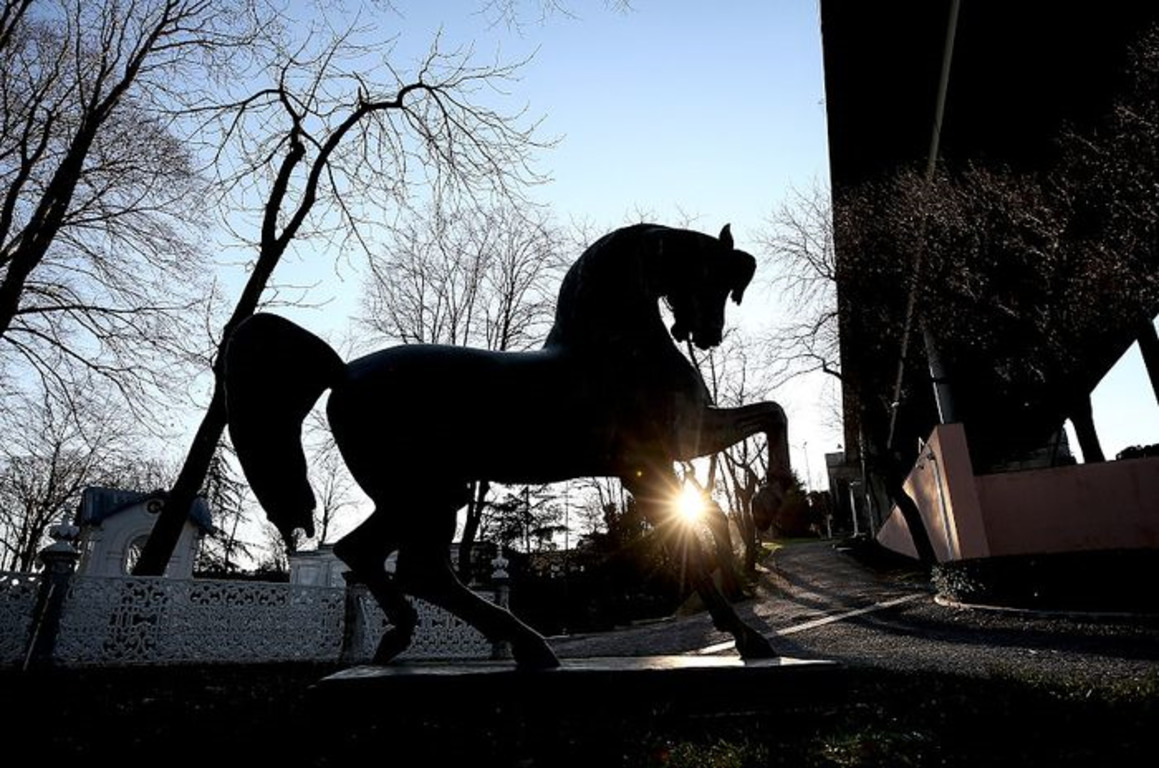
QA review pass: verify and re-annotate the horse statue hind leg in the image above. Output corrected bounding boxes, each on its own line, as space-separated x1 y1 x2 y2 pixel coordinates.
328 503 418 664
331 478 560 669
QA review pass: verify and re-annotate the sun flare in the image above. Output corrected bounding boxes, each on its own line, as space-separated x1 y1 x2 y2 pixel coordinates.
675 484 707 524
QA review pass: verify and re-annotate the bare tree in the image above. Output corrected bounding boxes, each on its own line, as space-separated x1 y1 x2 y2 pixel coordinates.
478 0 633 33
0 387 168 572
0 1 264 419
0 436 99 571
361 201 563 349
134 22 553 574
254 520 290 577
565 480 608 540
758 180 841 386
359 199 564 576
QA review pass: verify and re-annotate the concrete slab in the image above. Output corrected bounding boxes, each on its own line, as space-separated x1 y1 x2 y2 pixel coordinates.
312 655 842 720
324 653 834 679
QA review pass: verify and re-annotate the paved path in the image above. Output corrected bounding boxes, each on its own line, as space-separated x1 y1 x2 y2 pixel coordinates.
549 540 1159 690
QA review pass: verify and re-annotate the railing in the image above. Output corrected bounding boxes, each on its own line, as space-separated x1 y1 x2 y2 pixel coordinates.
1 526 501 669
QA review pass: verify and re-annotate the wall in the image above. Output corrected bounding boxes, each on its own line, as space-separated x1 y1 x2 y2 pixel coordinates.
876 424 1159 562
876 423 989 562
975 457 1159 556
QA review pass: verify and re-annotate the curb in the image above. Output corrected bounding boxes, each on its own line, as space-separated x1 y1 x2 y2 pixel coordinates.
933 593 1159 622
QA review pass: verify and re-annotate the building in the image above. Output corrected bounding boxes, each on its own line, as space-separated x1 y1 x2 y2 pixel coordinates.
820 1 1159 536
74 486 214 578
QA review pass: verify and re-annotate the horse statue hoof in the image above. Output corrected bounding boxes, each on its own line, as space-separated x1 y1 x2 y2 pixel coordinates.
372 629 413 665
736 629 778 661
511 637 561 670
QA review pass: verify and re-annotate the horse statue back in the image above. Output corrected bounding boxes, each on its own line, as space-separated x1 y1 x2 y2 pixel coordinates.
224 223 789 668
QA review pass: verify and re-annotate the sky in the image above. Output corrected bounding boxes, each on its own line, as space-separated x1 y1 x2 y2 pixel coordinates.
273 0 1156 497
276 0 842 491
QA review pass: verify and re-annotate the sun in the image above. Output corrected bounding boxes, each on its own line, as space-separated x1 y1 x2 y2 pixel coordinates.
675 483 707 525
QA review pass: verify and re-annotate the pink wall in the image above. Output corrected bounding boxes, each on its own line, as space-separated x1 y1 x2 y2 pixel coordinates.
976 457 1159 556
875 424 1159 561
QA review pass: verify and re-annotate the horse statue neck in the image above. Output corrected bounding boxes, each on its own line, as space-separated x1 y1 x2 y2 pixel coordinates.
544 223 695 352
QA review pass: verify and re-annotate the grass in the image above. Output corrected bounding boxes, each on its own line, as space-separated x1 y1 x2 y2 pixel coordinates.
3 661 1157 766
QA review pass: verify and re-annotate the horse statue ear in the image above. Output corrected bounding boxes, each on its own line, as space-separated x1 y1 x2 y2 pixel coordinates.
729 250 757 304
719 223 733 250
715 224 752 303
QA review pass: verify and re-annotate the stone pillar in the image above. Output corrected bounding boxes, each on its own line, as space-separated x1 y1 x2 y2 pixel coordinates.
489 550 512 661
1071 394 1105 463
24 524 81 670
338 571 369 665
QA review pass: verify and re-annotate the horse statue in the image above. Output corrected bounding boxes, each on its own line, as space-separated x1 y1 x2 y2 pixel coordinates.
223 223 792 669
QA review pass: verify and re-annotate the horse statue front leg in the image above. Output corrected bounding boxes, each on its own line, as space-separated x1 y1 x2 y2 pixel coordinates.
622 465 777 660
683 401 794 531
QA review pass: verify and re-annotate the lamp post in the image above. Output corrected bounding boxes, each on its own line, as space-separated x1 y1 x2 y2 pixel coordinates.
803 441 814 491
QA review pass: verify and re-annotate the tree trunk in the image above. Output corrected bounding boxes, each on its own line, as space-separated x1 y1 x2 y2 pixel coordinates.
703 502 744 600
0 136 98 337
132 386 228 575
1136 318 1159 407
881 453 939 565
457 480 489 580
863 427 938 563
861 395 939 565
132 120 312 576
737 478 760 575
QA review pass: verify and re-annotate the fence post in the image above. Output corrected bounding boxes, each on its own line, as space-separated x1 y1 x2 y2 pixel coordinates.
23 524 81 671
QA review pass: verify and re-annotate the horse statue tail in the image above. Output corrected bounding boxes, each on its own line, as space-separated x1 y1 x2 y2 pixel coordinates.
222 312 345 548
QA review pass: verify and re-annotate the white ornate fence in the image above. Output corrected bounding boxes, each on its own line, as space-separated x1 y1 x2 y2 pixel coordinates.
0 572 40 664
0 527 499 669
1 572 495 668
53 576 347 665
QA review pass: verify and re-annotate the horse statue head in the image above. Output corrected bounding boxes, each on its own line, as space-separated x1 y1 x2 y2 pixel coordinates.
663 224 757 350
544 222 758 353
